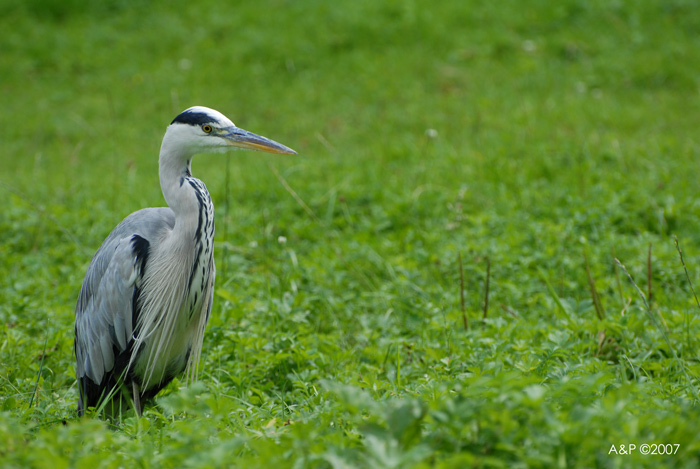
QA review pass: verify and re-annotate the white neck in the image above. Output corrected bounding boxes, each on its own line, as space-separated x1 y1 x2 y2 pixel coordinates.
159 148 192 211
158 127 209 242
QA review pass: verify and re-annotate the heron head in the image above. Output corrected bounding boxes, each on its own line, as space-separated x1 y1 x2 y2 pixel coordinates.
165 106 297 156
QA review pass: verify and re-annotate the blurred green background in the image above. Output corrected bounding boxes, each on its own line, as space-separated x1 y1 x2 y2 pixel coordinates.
2 0 700 467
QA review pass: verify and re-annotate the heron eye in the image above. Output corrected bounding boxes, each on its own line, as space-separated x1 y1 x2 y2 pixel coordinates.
202 125 213 133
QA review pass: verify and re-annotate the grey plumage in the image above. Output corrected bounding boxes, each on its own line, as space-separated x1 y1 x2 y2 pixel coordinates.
74 106 296 417
75 207 174 383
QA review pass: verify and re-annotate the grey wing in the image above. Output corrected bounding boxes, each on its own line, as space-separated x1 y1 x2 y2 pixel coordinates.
74 207 175 385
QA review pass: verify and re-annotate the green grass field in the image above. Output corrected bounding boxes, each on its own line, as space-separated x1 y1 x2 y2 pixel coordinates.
2 0 700 466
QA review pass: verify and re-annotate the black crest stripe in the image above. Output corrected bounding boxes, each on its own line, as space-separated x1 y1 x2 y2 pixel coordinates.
171 111 213 126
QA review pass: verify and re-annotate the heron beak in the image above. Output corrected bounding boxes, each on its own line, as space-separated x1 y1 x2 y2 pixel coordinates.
222 127 297 155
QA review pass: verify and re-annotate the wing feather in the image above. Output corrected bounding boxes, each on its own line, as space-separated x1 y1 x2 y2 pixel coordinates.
75 207 175 411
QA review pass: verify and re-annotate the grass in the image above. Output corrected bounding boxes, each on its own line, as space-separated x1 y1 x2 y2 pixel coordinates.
2 0 700 466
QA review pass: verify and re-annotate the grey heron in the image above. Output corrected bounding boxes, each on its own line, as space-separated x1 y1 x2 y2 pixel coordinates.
74 106 296 417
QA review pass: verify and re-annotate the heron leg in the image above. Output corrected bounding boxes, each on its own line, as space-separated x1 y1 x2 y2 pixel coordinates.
132 382 142 417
